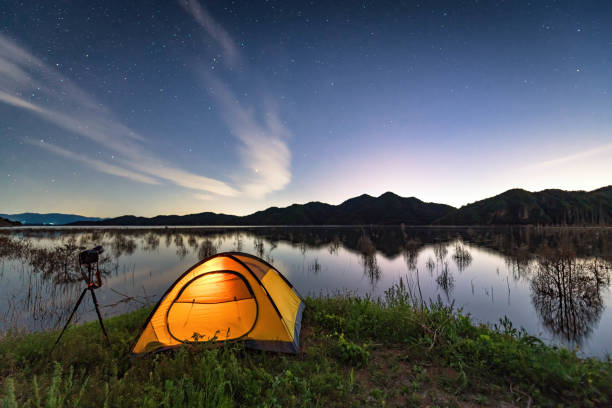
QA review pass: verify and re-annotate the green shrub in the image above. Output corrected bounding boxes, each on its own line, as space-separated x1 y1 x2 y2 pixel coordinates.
0 281 611 407
330 332 369 367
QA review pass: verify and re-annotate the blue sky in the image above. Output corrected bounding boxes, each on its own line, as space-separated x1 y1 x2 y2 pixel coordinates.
1 0 611 216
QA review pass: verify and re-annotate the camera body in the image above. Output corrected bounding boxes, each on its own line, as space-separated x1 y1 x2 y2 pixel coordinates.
79 245 104 265
78 246 104 287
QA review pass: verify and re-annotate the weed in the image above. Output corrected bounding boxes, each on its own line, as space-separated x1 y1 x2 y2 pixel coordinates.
0 281 610 407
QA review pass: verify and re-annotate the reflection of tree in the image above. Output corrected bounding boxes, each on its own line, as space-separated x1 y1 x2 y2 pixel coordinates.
435 262 454 301
531 245 611 345
265 241 277 264
143 233 160 252
452 242 472 272
433 242 448 264
198 239 217 259
357 233 381 284
187 235 198 251
174 235 187 259
328 236 341 255
309 258 321 274
253 237 264 258
233 232 243 252
425 257 435 276
403 238 421 271
111 234 136 257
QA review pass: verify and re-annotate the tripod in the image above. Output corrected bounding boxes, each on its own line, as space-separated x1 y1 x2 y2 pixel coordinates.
51 247 110 352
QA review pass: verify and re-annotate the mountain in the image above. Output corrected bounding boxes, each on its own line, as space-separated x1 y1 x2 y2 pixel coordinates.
81 213 240 226
73 192 455 226
434 186 612 225
15 187 612 227
0 216 21 227
241 193 454 225
0 213 104 225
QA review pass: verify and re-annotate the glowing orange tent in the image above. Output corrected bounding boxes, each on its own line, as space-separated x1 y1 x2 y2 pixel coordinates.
132 252 304 354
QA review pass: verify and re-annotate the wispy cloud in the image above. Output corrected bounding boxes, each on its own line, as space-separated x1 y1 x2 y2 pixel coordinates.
0 33 239 197
193 193 215 201
26 139 160 185
203 74 291 197
183 0 292 197
179 0 241 67
533 142 612 168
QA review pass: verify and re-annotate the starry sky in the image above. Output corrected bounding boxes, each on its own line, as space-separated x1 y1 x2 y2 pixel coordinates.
1 0 611 217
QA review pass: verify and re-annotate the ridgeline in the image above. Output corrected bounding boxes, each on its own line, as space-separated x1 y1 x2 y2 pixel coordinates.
5 186 612 227
0 217 20 227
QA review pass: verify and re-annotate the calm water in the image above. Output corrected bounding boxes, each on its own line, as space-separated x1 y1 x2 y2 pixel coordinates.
1 226 611 358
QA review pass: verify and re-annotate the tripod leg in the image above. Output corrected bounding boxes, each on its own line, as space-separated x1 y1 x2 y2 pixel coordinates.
89 288 111 346
51 287 88 352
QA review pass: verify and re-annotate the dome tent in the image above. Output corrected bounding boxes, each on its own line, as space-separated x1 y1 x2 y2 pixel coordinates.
132 252 304 354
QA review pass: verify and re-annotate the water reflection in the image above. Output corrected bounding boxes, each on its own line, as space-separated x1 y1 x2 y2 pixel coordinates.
452 243 472 272
1 226 612 357
198 239 218 259
531 244 611 346
402 238 420 271
435 263 454 301
357 232 381 284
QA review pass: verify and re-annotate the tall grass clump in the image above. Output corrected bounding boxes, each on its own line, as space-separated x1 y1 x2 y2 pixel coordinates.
0 280 611 407
307 280 612 406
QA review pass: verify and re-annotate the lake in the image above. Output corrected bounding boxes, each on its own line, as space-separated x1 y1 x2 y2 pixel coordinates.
1 226 611 358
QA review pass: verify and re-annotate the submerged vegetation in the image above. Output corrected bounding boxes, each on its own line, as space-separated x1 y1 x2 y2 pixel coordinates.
1 281 611 407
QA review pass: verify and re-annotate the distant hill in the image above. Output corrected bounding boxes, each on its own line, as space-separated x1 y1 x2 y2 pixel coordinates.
0 216 21 227
73 192 455 226
242 192 454 225
81 212 240 226
12 186 612 227
434 186 612 225
0 213 105 225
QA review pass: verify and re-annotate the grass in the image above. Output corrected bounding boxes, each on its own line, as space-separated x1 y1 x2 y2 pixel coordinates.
1 281 611 407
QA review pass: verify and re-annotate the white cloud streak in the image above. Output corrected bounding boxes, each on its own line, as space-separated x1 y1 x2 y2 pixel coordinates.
182 0 292 197
533 142 612 168
26 139 160 185
179 0 241 67
193 193 215 201
0 33 239 197
203 74 291 197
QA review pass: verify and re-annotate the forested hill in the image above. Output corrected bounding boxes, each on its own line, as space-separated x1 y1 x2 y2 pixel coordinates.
72 192 455 226
434 186 612 225
0 213 104 225
0 216 21 227
33 186 612 226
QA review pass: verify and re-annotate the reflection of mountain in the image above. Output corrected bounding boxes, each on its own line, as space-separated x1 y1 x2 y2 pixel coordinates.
435 186 612 226
531 246 611 344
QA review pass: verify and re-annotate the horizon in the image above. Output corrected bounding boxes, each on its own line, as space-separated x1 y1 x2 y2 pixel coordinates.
2 1 612 217
3 184 611 219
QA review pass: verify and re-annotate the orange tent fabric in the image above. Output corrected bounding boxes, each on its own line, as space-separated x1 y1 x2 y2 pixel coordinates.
132 252 304 354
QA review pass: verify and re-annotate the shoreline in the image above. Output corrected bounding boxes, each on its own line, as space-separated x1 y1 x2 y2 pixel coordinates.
1 285 611 407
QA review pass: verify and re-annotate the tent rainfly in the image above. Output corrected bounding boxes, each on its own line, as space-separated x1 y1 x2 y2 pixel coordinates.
132 252 304 354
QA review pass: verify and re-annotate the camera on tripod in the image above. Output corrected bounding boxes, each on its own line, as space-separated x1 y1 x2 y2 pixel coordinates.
78 245 104 288
79 245 104 265
51 245 110 352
